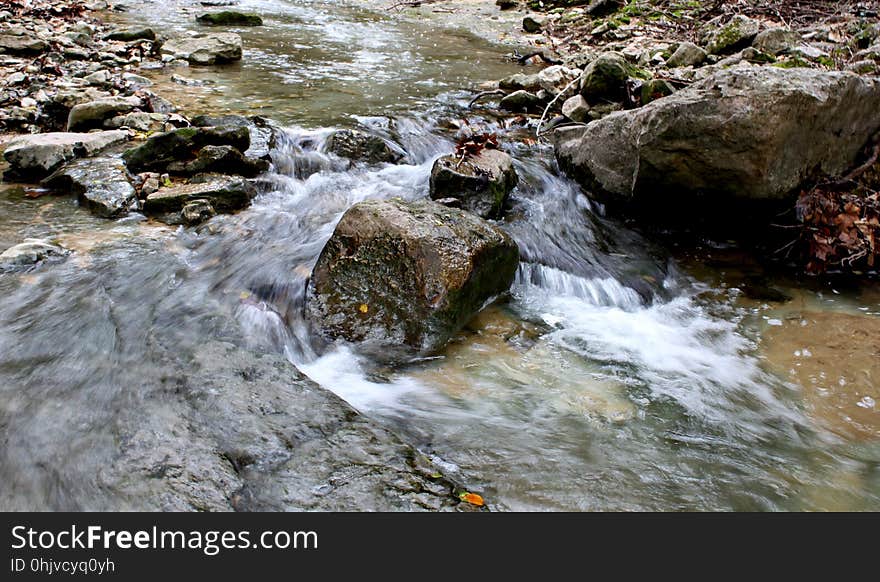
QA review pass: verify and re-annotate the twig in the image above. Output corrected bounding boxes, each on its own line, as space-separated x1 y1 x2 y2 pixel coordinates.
468 89 505 109
536 75 582 137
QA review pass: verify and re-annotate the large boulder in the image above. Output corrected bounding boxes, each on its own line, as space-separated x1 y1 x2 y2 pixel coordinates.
429 149 518 219
554 64 880 208
122 126 250 173
307 198 520 358
42 158 137 218
67 97 141 132
3 130 131 180
161 33 242 65
324 129 403 165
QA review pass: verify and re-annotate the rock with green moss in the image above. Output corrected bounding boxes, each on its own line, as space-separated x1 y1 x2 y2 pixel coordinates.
703 15 761 55
579 51 639 102
307 198 520 358
196 11 263 27
523 16 543 33
123 126 250 173
429 149 518 219
325 129 404 165
640 79 675 105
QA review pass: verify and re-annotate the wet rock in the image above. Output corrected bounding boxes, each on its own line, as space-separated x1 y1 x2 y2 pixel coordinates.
580 51 636 103
752 28 802 55
499 90 543 113
104 27 155 42
181 199 217 225
143 176 255 215
3 130 131 180
140 175 160 197
196 11 263 26
161 32 242 65
171 74 214 86
307 198 520 357
429 149 518 219
536 64 581 98
0 33 49 56
42 157 137 218
523 16 543 34
499 72 540 92
191 114 277 161
324 129 403 165
554 64 880 207
123 126 250 173
702 15 761 55
142 90 177 114
167 145 269 177
0 239 69 272
561 94 590 122
122 73 153 90
67 96 141 132
105 112 168 132
496 0 517 9
666 41 707 68
83 69 112 87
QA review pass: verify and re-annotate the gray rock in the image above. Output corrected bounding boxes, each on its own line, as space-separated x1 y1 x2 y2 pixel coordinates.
523 16 543 34
640 78 675 104
536 64 582 98
325 129 403 165
42 157 137 218
3 130 131 180
161 33 242 65
167 144 269 177
499 72 541 92
105 112 168 132
499 90 543 113
702 15 762 55
586 0 624 16
429 149 518 219
307 198 519 358
0 33 48 56
580 51 635 102
190 114 277 161
196 11 263 26
123 126 250 173
181 199 216 225
561 94 590 122
67 97 142 132
554 64 880 206
122 73 153 89
104 27 155 42
83 69 112 87
0 239 69 272
143 177 256 215
666 42 707 68
752 28 802 55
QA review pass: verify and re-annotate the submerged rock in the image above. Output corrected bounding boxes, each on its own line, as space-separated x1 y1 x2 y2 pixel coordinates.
0 239 69 272
161 33 242 65
429 149 518 219
324 129 403 165
196 11 263 26
554 64 880 209
3 130 131 181
307 198 520 358
43 157 137 218
123 126 250 173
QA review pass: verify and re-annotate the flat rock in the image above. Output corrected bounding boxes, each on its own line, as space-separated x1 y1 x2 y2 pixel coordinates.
196 11 263 26
3 130 131 180
42 157 137 218
161 32 242 65
0 33 48 56
0 238 69 272
167 144 269 177
67 97 142 132
143 177 256 215
123 126 250 173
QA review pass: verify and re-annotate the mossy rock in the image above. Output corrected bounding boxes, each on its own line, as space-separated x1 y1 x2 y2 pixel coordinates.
196 11 263 27
429 149 518 219
123 126 250 173
580 51 646 102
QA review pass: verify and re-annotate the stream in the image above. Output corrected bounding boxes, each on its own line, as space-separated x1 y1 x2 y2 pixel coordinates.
1 0 878 511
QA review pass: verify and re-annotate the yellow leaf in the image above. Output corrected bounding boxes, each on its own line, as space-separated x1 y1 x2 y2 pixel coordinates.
358 303 369 314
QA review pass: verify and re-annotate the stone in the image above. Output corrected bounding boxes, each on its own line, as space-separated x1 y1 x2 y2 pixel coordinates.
554 64 880 207
586 0 624 16
190 114 277 161
523 16 543 34
42 157 137 218
123 126 250 173
639 78 675 104
196 11 263 26
580 51 636 102
307 198 519 357
122 73 153 89
702 15 761 55
104 27 155 42
181 199 217 225
499 72 541 92
161 33 243 65
67 97 142 132
141 176 160 197
752 28 802 55
561 94 590 122
496 0 517 9
0 239 69 272
666 42 707 68
143 177 256 215
142 91 178 114
105 112 168 132
167 144 269 177
324 129 403 165
0 33 49 56
429 149 518 219
499 90 543 113
83 69 112 87
536 64 582 98
3 130 131 180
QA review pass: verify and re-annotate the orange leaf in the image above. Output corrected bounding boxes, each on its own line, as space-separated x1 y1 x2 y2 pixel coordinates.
459 492 484 506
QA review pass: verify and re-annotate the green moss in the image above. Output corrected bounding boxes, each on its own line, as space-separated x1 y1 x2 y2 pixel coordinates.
196 11 263 27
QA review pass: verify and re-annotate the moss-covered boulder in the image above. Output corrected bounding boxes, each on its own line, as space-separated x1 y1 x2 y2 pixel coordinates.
122 126 250 173
307 198 519 358
702 15 761 55
196 12 264 27
580 51 642 103
167 145 269 177
429 149 518 219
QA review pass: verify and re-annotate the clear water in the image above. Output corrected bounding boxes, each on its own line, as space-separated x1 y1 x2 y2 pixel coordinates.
1 0 878 511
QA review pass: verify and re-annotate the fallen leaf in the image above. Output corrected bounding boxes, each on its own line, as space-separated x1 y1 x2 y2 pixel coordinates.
459 492 484 506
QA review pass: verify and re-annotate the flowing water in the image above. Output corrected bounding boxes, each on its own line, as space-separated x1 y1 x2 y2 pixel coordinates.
1 0 879 511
